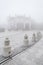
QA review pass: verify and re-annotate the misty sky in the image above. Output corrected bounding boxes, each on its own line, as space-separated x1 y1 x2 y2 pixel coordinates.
0 0 43 26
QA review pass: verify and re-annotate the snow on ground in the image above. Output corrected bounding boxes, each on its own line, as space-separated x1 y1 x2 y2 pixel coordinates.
0 31 43 65
0 31 37 54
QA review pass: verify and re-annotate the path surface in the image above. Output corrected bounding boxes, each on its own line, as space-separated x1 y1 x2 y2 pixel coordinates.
0 31 43 65
0 39 39 65
0 37 42 65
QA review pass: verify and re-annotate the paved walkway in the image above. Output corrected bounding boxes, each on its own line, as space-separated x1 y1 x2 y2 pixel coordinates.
0 38 42 65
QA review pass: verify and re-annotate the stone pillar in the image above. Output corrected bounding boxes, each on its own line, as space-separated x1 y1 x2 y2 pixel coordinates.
24 34 29 46
3 38 11 57
37 32 42 40
32 33 36 42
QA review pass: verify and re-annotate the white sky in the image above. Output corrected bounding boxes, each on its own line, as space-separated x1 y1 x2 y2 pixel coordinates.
0 0 43 26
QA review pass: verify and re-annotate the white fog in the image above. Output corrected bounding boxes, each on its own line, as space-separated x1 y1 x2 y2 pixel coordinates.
0 0 43 65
